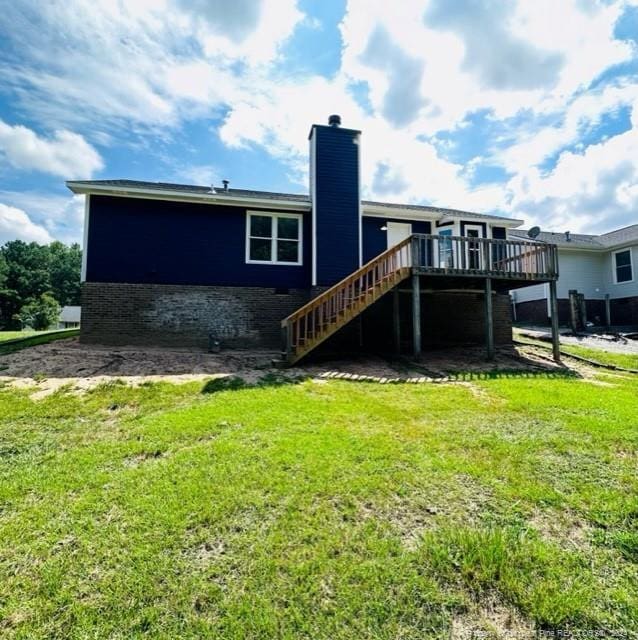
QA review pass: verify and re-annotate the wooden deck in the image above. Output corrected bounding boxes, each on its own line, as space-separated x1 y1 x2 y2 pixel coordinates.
281 234 559 364
410 234 558 282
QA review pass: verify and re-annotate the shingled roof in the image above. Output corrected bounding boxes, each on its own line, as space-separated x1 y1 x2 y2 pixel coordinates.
510 224 638 250
67 179 521 224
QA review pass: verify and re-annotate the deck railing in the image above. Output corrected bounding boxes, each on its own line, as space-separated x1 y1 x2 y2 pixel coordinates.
281 233 558 363
410 234 558 280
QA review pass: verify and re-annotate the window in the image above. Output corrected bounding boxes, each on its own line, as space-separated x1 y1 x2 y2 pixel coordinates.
613 249 633 284
437 228 453 268
246 212 302 265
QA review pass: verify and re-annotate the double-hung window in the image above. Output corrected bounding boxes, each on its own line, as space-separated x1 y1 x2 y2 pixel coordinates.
613 249 633 284
246 212 302 265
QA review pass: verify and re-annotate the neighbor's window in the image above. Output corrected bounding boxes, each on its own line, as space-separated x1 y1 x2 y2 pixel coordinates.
614 249 633 283
246 212 302 265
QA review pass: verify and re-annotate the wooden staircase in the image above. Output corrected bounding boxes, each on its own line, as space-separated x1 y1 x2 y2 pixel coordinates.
281 236 413 364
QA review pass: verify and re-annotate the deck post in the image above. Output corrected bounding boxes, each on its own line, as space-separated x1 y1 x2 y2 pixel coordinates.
549 279 561 362
393 288 401 354
605 293 611 328
412 274 421 358
484 278 494 360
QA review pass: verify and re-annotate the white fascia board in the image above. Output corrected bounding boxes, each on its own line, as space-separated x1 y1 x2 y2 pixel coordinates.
362 207 441 221
66 182 311 213
439 214 524 228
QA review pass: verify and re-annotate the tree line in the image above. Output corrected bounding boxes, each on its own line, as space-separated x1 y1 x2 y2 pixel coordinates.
0 241 82 330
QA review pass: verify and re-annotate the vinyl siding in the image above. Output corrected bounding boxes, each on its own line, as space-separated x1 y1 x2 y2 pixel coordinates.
311 125 360 286
512 283 547 304
603 244 638 299
86 195 312 288
555 250 606 299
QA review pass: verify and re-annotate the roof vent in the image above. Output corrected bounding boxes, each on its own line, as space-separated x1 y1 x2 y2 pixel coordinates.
328 114 341 127
222 179 229 192
565 230 571 242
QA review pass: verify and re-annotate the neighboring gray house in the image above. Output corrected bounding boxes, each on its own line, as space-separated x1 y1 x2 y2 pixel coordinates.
58 306 81 329
510 225 638 327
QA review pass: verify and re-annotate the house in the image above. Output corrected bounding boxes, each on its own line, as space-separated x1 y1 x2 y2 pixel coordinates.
67 115 560 364
510 226 638 329
58 305 81 329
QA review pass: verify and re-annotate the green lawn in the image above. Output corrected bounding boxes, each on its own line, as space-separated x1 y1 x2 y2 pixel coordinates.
560 343 638 370
1 372 637 638
0 331 38 342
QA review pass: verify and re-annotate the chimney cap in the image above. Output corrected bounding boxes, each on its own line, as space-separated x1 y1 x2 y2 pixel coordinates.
328 114 341 127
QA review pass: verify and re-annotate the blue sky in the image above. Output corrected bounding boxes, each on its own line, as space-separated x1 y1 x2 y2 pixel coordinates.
0 0 637 244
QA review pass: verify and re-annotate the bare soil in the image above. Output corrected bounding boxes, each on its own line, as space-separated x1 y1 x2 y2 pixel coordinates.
518 326 638 355
0 337 580 397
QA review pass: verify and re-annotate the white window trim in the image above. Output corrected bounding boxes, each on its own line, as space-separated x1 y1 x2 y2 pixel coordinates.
245 211 303 266
612 247 634 284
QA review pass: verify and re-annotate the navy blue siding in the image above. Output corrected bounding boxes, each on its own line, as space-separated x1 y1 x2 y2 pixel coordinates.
86 196 312 288
362 217 431 263
312 125 360 286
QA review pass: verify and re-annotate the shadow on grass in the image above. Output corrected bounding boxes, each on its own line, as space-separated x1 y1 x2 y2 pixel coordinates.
201 372 308 394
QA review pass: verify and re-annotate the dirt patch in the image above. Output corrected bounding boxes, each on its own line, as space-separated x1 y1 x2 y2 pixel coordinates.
0 337 584 397
451 597 535 639
518 327 638 356
527 508 593 551
359 474 496 551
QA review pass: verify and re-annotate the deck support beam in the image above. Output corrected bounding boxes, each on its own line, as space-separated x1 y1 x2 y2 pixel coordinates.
549 279 561 362
412 274 421 358
393 288 401 354
484 278 494 361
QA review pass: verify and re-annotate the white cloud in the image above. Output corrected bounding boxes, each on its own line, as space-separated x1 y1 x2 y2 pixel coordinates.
497 80 638 173
0 120 103 179
505 98 638 233
0 191 85 244
0 0 636 239
0 203 54 244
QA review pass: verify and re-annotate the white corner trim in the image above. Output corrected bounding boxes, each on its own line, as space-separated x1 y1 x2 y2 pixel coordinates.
612 247 634 284
245 210 303 266
357 132 362 267
80 194 90 282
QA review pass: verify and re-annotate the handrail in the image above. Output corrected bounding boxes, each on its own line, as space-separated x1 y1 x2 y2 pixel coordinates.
280 233 558 363
410 234 558 279
281 236 413 362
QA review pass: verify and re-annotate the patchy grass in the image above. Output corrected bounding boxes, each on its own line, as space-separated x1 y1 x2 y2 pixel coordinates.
0 372 637 638
0 329 80 355
514 331 638 371
559 343 638 370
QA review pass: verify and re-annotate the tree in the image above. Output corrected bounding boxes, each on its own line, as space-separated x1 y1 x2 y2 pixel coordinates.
49 241 82 305
18 293 61 331
0 240 82 329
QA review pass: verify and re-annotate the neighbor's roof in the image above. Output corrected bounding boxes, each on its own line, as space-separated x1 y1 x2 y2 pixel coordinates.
67 179 523 226
510 224 638 250
59 306 81 323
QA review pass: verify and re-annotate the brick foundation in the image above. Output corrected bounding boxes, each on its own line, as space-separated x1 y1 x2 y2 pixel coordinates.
81 282 313 348
515 297 634 327
81 282 514 352
361 290 512 351
610 296 638 326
